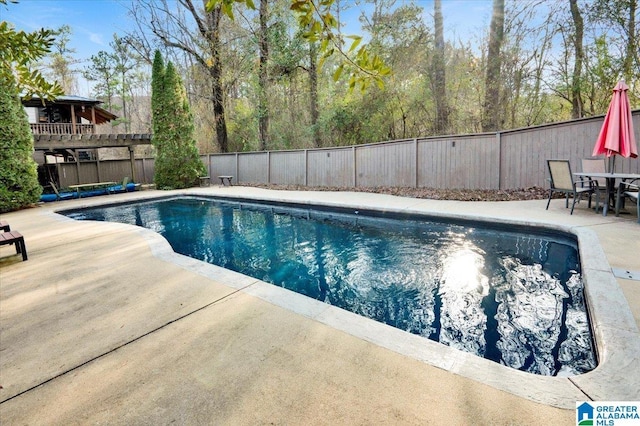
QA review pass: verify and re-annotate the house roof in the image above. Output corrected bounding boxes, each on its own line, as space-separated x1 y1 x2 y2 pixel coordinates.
21 95 103 106
21 95 118 124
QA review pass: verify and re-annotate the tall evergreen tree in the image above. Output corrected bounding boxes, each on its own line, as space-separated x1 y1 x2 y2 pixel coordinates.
151 50 167 148
151 50 168 186
151 50 205 189
0 72 42 212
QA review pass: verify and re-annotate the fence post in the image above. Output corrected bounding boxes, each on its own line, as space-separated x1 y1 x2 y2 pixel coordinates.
96 151 102 183
496 131 502 190
414 138 418 188
74 149 81 185
305 149 309 186
129 147 137 183
141 158 147 183
267 151 271 184
352 146 357 187
235 153 239 183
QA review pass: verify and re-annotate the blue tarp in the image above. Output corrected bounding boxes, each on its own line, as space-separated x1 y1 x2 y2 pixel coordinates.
40 183 138 202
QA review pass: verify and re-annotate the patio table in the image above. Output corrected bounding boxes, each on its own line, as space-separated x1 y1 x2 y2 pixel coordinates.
574 172 640 216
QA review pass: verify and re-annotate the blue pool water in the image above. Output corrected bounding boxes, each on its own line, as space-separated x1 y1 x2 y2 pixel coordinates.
64 196 597 376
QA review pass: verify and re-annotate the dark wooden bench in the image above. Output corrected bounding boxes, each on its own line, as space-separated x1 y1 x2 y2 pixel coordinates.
0 220 10 232
199 176 211 187
0 231 28 261
218 176 233 186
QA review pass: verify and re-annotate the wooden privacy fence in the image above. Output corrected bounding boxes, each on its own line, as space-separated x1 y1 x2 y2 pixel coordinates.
203 111 640 190
43 112 639 190
55 158 156 188
33 133 156 189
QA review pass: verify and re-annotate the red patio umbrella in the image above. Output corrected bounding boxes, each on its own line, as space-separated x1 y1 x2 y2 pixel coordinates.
592 80 638 171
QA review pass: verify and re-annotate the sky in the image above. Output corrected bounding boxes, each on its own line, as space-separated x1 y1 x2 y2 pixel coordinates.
2 0 494 95
2 0 132 60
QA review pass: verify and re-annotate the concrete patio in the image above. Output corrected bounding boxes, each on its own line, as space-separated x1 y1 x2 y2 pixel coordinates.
1 187 638 425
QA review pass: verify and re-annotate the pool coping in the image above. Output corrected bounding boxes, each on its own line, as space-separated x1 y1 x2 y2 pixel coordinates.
54 189 640 409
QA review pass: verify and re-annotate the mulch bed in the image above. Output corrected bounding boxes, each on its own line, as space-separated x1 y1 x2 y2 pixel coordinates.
245 184 551 202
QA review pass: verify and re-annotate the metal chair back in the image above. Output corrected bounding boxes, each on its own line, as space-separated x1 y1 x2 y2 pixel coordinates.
548 160 574 191
581 158 606 174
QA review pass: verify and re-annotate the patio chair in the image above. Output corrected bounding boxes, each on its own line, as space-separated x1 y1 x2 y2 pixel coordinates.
119 176 141 192
546 159 598 215
580 157 607 212
615 179 639 223
114 177 130 193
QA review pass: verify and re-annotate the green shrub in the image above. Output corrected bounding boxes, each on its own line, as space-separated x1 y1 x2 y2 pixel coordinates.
0 73 42 213
151 51 206 189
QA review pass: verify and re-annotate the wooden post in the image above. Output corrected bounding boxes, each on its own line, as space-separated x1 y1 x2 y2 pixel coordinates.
56 161 62 187
304 149 308 187
235 153 239 184
497 131 502 190
129 147 137 183
267 151 271 184
70 105 77 134
414 138 419 188
96 150 102 182
74 149 81 185
91 106 96 130
352 146 357 188
141 158 145 184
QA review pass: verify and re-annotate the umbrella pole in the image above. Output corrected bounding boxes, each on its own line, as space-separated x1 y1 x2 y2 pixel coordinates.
608 156 616 173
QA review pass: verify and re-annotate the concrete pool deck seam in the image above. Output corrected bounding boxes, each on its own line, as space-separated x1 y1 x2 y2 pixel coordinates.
0 270 255 405
44 188 640 409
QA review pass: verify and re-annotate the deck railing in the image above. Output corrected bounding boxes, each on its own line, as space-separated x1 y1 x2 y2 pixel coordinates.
30 123 95 135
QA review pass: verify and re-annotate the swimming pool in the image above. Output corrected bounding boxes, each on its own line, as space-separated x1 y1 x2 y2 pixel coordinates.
64 196 597 376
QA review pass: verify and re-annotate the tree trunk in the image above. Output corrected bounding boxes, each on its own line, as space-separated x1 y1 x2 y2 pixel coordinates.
309 41 320 148
482 0 504 132
258 0 269 150
121 68 130 132
432 0 449 135
205 3 229 153
569 0 584 119
623 0 637 82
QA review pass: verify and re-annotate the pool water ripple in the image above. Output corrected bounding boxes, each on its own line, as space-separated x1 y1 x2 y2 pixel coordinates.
65 196 597 376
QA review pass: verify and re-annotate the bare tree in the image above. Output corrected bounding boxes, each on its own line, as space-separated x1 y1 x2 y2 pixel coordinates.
126 0 229 152
258 0 269 150
309 41 320 148
112 35 142 132
500 0 556 127
589 0 639 84
569 0 584 118
624 0 638 82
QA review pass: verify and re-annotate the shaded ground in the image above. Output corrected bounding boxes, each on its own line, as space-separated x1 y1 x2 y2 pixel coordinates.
248 184 550 202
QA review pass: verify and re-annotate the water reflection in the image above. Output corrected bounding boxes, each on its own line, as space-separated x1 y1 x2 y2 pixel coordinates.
493 257 569 375
439 246 489 357
65 197 596 376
